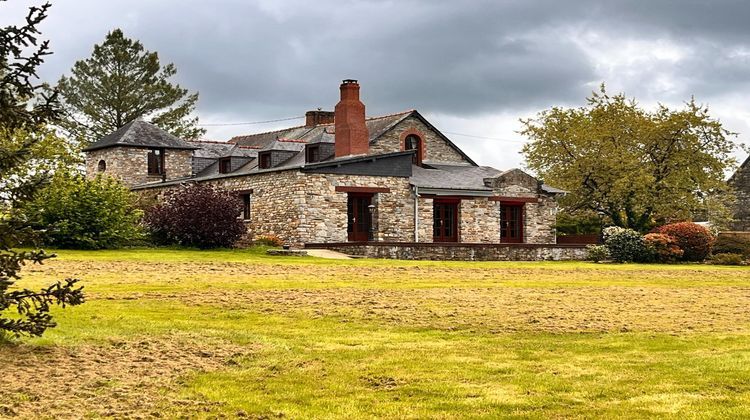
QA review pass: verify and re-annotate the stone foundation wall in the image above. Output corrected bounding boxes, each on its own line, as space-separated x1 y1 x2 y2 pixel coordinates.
306 242 587 261
370 115 468 164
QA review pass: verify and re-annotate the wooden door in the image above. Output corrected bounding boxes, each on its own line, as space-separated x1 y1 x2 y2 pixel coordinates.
347 194 372 241
433 201 458 242
500 204 523 243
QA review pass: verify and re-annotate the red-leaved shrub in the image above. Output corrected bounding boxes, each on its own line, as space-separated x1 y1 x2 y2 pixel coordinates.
643 233 683 263
144 184 246 248
655 222 714 262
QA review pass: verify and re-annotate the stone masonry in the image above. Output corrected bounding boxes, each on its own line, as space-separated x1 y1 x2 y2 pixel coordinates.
86 147 193 186
730 160 750 231
370 115 467 164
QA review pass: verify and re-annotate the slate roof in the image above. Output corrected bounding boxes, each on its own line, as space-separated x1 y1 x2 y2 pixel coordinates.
411 164 565 194
411 164 501 191
188 140 259 159
261 139 307 152
229 111 413 148
83 119 198 152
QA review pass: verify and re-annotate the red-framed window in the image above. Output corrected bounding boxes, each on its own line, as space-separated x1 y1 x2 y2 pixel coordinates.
404 134 423 165
500 203 524 243
433 199 459 242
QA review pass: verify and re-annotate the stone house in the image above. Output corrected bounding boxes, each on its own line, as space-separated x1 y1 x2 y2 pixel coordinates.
84 80 576 258
729 156 750 230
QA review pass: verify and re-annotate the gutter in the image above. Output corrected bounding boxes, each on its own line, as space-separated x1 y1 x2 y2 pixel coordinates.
414 187 494 197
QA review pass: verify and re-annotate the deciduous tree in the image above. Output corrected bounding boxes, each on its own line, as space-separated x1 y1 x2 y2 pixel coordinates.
57 28 205 147
521 85 737 232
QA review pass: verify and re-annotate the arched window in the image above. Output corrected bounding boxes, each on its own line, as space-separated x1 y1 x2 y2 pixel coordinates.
404 134 422 165
97 160 106 172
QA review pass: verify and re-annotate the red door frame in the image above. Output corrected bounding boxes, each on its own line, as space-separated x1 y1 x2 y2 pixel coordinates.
347 193 372 241
500 203 524 243
433 199 459 242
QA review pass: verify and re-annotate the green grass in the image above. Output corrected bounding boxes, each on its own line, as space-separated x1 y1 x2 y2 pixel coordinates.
6 247 750 418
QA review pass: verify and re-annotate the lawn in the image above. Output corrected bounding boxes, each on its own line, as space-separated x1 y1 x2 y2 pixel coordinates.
3 247 750 418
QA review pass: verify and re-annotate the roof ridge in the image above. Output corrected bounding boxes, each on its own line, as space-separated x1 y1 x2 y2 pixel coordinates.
229 123 308 140
189 139 232 144
229 110 417 140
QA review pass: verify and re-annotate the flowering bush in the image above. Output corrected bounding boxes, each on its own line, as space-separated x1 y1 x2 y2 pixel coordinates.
144 184 245 248
655 222 714 262
643 233 683 263
603 226 647 262
585 244 610 262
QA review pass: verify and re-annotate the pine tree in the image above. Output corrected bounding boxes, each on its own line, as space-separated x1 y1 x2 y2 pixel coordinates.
57 28 205 146
1 1 84 338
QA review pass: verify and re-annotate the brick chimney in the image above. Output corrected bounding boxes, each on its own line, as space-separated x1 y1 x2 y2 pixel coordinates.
334 79 369 158
305 110 335 127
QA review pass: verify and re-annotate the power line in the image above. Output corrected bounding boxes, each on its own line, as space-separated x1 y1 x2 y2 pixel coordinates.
442 131 527 144
199 116 304 127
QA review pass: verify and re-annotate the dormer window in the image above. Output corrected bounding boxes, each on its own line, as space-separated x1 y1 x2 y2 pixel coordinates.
219 158 231 174
259 152 272 169
147 148 164 175
404 134 423 165
306 145 321 163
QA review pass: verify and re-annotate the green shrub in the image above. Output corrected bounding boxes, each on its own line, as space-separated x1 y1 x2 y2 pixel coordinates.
709 253 745 266
713 235 750 258
24 173 144 249
603 226 647 262
643 233 683 263
586 244 610 262
655 222 715 262
144 184 245 248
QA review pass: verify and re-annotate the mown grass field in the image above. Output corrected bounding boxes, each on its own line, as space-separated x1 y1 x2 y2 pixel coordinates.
3 247 750 418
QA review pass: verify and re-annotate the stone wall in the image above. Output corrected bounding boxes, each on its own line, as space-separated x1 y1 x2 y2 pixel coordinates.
370 115 468 164
484 168 558 244
730 161 750 231
86 146 192 187
133 166 558 247
305 242 587 261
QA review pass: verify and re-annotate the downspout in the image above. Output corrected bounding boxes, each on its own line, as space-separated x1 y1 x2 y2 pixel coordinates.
413 185 419 242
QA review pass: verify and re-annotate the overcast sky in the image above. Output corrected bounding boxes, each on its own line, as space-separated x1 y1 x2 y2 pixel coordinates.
4 0 750 171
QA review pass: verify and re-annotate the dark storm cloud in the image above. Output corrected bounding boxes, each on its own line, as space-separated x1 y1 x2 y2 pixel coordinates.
5 0 750 122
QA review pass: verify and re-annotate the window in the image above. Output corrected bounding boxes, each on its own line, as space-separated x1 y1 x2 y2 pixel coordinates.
500 204 524 243
147 148 165 175
240 193 251 220
404 134 423 165
97 160 106 172
305 145 321 163
433 200 459 242
259 152 272 169
219 158 231 174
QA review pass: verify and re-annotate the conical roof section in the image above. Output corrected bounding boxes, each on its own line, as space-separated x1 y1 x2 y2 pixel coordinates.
83 119 199 152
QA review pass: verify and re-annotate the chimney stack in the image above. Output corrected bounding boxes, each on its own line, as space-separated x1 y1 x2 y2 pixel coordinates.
305 110 335 127
334 79 369 158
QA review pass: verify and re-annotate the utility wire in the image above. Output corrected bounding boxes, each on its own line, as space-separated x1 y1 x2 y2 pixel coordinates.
443 131 527 144
198 116 304 127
